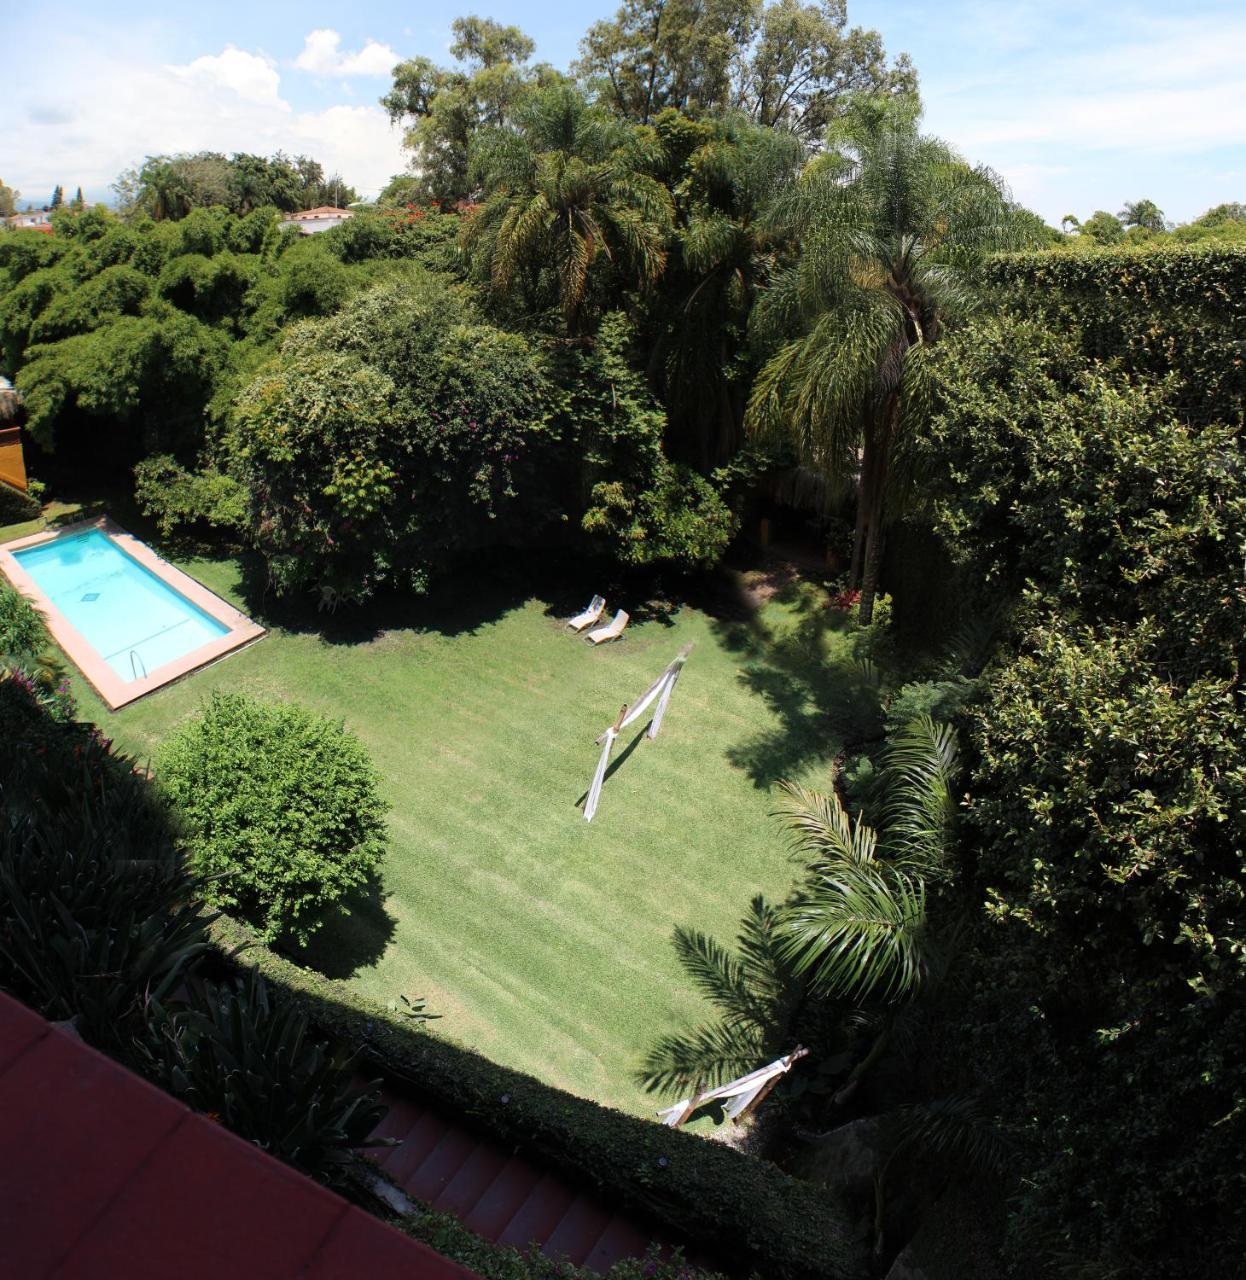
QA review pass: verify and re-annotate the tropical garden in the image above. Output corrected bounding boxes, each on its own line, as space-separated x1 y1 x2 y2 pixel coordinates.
1 4 1243 1279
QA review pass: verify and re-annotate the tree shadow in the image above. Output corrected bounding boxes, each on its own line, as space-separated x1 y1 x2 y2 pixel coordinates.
232 548 545 647
285 873 397 981
715 584 883 788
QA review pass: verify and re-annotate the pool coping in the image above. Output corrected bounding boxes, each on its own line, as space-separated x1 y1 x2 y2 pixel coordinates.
0 515 266 710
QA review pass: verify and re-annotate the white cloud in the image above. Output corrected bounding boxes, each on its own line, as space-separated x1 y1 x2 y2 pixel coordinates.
295 29 398 77
169 45 285 107
10 38 406 200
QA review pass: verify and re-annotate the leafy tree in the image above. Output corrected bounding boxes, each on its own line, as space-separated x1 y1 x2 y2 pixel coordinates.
1193 200 1246 227
465 82 674 336
71 186 85 210
568 311 738 565
0 179 18 218
747 98 1016 622
382 16 540 204
49 184 64 210
227 272 554 604
1073 208 1123 244
577 0 912 136
921 307 1246 1274
728 0 916 143
158 692 388 946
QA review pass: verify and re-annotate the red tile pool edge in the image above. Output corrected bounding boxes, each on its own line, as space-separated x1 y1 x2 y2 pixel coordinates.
0 515 266 710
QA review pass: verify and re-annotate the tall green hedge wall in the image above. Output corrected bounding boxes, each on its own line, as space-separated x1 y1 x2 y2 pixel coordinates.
985 245 1246 425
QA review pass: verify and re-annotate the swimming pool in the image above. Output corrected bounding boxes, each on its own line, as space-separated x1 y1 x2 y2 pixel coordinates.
0 518 265 709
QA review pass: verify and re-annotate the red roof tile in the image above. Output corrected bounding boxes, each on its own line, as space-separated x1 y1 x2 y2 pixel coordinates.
0 989 478 1280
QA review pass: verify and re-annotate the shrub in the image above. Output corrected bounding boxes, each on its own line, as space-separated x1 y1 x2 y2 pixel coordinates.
227 272 555 604
138 970 389 1189
0 478 40 524
0 581 74 721
133 454 247 538
158 692 388 945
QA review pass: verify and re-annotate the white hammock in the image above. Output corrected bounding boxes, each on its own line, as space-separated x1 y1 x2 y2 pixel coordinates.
584 646 692 823
657 1047 810 1127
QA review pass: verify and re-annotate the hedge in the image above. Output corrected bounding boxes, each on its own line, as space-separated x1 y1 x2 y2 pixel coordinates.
984 244 1246 426
210 916 864 1280
0 478 39 525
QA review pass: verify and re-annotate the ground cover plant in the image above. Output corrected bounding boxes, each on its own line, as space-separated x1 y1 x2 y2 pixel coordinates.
68 550 878 1115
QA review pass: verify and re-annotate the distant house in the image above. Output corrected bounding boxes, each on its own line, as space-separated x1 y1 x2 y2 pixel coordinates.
280 206 354 235
4 210 52 233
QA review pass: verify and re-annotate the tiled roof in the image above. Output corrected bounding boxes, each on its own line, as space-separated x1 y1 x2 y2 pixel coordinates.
0 990 479 1280
286 207 353 219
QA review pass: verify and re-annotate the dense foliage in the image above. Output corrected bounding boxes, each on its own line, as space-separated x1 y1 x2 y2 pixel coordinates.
0 581 75 721
984 245 1246 426
921 302 1246 1276
0 203 425 462
139 971 388 1188
158 692 389 946
0 678 211 1049
210 912 864 1280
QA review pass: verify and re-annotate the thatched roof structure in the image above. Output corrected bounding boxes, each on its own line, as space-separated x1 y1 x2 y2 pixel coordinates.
0 377 23 426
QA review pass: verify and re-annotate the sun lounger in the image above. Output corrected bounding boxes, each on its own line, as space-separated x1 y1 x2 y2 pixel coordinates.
567 594 606 632
587 609 629 645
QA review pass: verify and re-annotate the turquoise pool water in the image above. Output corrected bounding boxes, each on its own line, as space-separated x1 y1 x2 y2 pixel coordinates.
14 529 228 683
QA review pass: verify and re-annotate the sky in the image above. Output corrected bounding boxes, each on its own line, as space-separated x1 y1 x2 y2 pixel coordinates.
2 1 1243 225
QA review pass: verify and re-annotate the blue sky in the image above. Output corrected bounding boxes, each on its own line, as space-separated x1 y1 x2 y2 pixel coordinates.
4 1 1243 223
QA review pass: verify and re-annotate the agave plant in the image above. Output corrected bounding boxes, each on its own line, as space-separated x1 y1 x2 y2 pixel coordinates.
138 970 391 1187
0 685 214 1049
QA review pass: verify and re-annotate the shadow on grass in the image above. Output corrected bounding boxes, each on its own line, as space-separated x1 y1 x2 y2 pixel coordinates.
286 874 397 981
574 725 650 809
716 578 883 787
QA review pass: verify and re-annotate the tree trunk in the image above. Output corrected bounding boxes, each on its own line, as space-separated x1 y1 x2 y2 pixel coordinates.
848 453 867 588
857 396 897 625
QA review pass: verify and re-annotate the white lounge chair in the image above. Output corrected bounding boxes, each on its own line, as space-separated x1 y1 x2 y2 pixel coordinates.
587 609 629 645
567 594 606 632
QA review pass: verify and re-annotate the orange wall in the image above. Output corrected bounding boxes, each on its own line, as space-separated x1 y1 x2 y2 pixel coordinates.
0 427 28 492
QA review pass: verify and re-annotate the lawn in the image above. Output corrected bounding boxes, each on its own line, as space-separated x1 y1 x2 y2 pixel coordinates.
69 552 878 1116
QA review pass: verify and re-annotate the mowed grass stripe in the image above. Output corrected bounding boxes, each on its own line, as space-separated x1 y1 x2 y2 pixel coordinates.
77 558 855 1114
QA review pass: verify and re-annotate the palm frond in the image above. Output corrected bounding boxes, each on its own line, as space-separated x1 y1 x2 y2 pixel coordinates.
880 715 958 874
636 1018 767 1096
774 780 878 868
781 861 927 1004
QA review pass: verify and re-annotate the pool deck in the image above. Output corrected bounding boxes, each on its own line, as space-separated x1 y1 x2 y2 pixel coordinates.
0 515 265 710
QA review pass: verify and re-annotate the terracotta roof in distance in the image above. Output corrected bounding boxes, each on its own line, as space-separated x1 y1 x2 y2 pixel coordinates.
286 206 354 219
0 989 479 1280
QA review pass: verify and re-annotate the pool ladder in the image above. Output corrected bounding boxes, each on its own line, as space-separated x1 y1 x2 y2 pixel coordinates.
129 650 148 681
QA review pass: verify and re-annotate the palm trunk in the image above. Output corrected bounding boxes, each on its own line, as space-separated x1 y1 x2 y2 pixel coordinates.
848 450 867 588
857 396 897 625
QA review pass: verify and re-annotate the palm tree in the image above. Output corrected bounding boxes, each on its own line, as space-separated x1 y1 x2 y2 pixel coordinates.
746 98 1019 622
638 894 806 1098
464 84 673 337
778 714 957 1007
651 112 801 467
